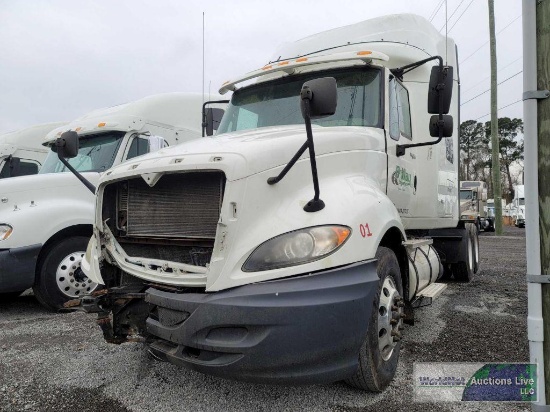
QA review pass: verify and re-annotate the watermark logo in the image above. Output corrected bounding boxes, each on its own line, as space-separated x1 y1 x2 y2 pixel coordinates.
414 363 537 402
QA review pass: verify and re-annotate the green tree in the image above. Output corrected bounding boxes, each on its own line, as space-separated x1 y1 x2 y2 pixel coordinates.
460 120 485 180
483 117 524 199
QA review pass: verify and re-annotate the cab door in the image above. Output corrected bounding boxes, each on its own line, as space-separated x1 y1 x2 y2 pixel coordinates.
385 76 416 217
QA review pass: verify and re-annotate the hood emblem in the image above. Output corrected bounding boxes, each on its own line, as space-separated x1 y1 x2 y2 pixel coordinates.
141 173 163 187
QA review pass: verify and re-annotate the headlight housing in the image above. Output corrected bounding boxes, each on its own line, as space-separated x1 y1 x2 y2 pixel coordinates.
242 225 351 272
0 224 13 241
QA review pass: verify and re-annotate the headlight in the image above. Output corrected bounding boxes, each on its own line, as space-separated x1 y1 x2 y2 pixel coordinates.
0 224 13 241
242 225 351 272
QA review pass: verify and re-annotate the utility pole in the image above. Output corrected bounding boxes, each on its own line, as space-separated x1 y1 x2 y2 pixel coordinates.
488 0 503 234
536 0 550 404
524 0 550 407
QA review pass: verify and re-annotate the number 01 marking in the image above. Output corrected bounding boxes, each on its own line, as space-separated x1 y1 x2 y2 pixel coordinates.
359 223 373 238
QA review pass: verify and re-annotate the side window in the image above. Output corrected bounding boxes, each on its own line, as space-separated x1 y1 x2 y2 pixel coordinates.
17 160 40 176
0 157 40 178
389 79 400 140
388 78 412 141
0 160 10 178
397 82 412 139
126 137 149 160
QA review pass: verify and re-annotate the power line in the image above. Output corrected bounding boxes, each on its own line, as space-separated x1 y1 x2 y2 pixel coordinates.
439 0 467 32
461 71 523 106
447 0 476 33
474 99 523 121
429 0 445 22
460 14 522 64
462 56 523 94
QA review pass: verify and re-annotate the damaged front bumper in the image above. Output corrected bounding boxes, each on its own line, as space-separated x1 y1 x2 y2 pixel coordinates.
69 260 378 385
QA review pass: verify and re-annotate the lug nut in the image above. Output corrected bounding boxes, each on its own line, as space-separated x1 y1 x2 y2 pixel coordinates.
391 305 398 311
396 300 405 307
391 330 402 338
390 319 398 325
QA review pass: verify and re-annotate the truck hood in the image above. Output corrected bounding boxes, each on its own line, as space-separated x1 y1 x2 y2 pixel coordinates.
0 172 99 198
102 125 383 182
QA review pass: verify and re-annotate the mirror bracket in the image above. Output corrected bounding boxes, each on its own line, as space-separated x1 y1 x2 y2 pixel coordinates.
56 131 96 194
391 55 454 157
202 100 229 137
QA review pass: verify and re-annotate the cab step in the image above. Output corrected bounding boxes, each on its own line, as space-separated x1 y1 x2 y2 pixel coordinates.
411 283 447 308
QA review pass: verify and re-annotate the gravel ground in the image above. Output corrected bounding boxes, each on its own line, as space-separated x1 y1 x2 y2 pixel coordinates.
0 226 529 411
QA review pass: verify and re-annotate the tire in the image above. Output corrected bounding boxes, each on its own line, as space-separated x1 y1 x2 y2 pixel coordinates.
33 236 99 311
345 247 404 392
469 224 480 274
452 227 475 282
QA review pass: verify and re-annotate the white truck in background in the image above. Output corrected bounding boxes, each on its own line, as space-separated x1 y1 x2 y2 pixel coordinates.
0 93 225 308
65 15 477 392
512 184 525 227
459 180 494 232
487 198 505 218
0 122 67 178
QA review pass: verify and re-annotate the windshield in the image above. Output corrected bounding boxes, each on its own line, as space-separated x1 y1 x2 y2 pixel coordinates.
40 132 124 174
460 190 473 200
519 198 525 206
487 202 494 208
218 67 381 134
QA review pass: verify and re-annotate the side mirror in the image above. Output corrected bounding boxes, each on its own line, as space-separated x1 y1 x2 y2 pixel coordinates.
205 108 225 136
429 115 453 137
300 77 337 119
428 66 453 114
147 135 167 153
56 131 79 159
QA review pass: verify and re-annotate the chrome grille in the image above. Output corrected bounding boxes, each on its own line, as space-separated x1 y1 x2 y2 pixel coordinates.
120 172 225 239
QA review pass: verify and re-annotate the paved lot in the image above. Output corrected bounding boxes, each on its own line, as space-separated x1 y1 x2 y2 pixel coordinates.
0 226 529 411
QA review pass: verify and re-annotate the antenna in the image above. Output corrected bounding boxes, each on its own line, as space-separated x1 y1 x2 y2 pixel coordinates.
202 12 205 105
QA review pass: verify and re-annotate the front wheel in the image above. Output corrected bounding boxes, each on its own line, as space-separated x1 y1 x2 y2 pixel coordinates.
33 236 99 310
345 247 404 392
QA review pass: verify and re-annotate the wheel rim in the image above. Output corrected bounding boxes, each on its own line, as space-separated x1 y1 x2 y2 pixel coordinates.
55 251 98 298
377 276 404 361
473 234 479 270
467 235 473 271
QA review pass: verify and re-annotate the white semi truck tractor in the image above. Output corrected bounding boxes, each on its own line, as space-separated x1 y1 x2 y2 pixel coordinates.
0 93 225 308
0 122 67 178
66 15 477 392
512 184 525 227
459 180 495 232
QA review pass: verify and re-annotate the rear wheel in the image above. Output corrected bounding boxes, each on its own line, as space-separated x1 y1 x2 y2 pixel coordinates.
469 224 480 274
452 227 475 282
33 236 99 310
345 247 404 392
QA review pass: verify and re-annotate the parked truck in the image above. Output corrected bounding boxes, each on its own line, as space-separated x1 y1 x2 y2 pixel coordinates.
512 184 525 227
459 180 494 231
0 93 224 307
0 122 67 178
64 14 477 392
